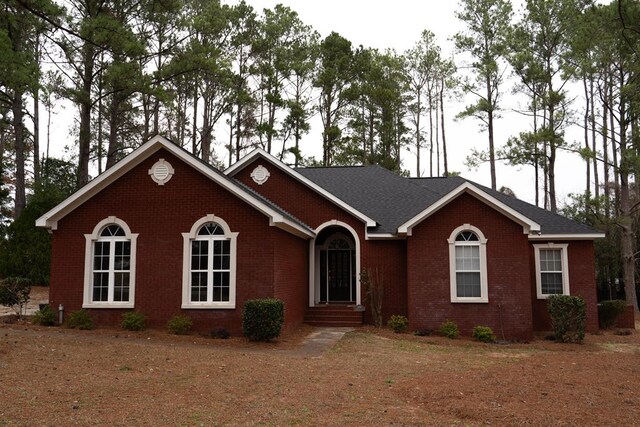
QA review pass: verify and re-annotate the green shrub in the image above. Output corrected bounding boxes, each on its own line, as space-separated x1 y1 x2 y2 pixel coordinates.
0 277 31 317
121 311 146 331
67 309 93 330
598 300 627 329
439 320 459 339
167 314 192 335
242 298 284 342
472 325 496 343
33 304 56 326
547 295 586 343
387 315 409 333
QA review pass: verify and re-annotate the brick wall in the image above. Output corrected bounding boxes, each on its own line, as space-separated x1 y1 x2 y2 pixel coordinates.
407 192 534 340
361 239 408 323
530 239 599 333
234 158 407 318
273 228 309 333
49 149 308 335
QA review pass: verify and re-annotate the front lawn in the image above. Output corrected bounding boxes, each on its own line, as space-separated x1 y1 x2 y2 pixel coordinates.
0 323 638 425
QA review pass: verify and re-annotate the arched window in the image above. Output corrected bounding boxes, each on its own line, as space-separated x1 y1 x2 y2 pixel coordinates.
182 215 237 309
84 217 137 308
448 224 488 303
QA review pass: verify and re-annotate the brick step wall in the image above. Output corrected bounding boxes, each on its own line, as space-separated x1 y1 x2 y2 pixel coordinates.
304 305 364 327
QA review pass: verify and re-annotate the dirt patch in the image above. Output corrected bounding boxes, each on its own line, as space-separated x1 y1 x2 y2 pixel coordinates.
1 321 639 426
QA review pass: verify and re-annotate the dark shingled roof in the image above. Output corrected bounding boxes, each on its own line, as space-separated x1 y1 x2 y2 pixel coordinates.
296 165 599 236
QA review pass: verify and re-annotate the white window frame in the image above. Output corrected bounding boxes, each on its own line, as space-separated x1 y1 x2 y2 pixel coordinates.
533 243 570 299
83 216 138 308
448 224 488 303
182 214 238 309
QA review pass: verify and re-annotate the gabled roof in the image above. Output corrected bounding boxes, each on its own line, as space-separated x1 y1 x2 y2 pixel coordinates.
36 135 314 238
397 180 540 235
225 148 377 228
297 166 603 239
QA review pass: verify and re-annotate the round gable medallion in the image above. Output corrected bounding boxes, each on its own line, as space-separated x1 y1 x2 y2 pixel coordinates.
149 158 175 186
250 165 270 185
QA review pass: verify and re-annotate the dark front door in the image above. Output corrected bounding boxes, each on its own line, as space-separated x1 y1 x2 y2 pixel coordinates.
320 249 355 302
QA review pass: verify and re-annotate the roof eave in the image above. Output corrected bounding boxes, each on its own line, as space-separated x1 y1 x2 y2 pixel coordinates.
397 182 541 236
225 148 377 228
528 233 606 240
36 135 312 238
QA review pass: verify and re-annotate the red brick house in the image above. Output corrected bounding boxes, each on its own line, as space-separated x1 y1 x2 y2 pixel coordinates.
37 135 603 339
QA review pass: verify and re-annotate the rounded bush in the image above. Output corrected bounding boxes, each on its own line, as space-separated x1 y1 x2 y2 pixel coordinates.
121 311 146 331
242 298 284 342
387 315 409 333
439 320 459 339
67 309 93 330
167 314 192 335
33 304 56 326
472 325 495 343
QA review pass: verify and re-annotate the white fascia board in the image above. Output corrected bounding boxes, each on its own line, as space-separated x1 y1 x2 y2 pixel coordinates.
365 232 405 240
397 182 541 236
528 233 605 240
225 148 377 228
36 135 313 238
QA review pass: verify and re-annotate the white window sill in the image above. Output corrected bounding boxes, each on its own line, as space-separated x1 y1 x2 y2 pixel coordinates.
181 303 235 310
536 293 568 300
82 302 135 309
451 298 489 304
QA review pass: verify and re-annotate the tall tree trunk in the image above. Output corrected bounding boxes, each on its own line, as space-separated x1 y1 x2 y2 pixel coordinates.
192 87 198 156
609 73 620 212
97 56 104 175
33 35 40 184
486 73 496 190
548 99 557 213
435 89 440 177
33 85 40 184
590 77 599 199
616 65 638 313
153 37 162 136
428 91 433 177
105 95 121 170
440 79 448 176
77 41 96 187
12 93 26 218
235 103 242 162
583 77 591 197
415 94 421 177
602 78 610 218
201 94 212 163
46 91 51 160
228 111 233 167
78 49 95 185
533 94 539 208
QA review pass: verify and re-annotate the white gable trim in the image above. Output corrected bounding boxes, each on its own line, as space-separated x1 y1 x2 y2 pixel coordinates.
225 148 377 228
397 182 541 236
528 233 605 240
36 135 313 239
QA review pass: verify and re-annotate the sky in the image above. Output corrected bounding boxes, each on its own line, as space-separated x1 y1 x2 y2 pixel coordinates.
47 0 586 207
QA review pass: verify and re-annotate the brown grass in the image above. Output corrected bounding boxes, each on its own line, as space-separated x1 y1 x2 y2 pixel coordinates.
1 321 639 426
